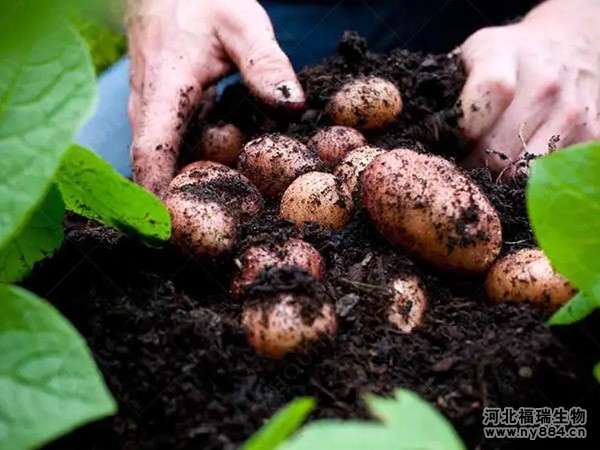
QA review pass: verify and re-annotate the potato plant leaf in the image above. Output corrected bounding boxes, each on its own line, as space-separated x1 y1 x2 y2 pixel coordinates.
0 22 95 251
241 398 315 450
0 284 117 450
0 184 65 283
527 143 600 320
56 144 171 245
547 292 600 326
277 389 465 450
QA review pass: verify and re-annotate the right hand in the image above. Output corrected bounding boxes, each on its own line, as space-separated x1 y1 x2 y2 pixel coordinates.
125 0 304 198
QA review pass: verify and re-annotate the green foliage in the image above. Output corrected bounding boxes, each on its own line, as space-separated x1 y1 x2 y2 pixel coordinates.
0 285 117 450
73 17 126 74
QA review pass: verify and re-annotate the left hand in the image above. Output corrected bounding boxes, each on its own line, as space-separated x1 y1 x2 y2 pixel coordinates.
457 0 600 176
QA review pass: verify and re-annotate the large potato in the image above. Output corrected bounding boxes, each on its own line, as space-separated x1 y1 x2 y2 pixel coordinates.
238 134 322 197
308 126 367 167
326 77 402 131
485 248 577 311
334 145 387 196
361 149 502 274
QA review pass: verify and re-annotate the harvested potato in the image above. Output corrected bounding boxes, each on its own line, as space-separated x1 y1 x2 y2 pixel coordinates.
308 126 367 166
231 238 326 296
242 293 337 358
197 123 245 166
388 275 428 333
361 149 502 274
280 172 354 230
334 145 386 195
485 248 577 311
238 134 322 197
164 193 237 258
170 160 225 190
326 77 402 131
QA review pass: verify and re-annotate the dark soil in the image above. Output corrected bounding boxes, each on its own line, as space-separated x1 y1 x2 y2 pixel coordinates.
27 32 600 450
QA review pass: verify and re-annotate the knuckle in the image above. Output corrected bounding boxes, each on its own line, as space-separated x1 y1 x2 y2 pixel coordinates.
561 102 585 126
479 76 516 100
536 73 561 99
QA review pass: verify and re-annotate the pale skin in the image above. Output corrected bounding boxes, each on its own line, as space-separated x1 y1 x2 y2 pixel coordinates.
125 0 600 197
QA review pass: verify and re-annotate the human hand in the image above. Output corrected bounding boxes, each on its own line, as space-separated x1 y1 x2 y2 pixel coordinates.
125 0 304 197
457 0 600 176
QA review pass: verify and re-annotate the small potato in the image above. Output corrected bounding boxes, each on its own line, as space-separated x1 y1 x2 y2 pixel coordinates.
197 123 245 166
170 160 225 190
485 248 577 311
231 239 326 296
308 126 367 167
242 293 337 358
164 193 237 258
326 77 402 131
333 145 387 195
280 172 354 230
387 275 428 333
361 149 502 274
238 134 322 197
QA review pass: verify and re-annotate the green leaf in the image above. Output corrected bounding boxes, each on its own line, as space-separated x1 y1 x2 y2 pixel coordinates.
594 361 600 384
56 144 171 245
0 184 65 283
0 284 117 450
547 292 600 326
527 143 600 302
241 397 315 450
0 22 95 251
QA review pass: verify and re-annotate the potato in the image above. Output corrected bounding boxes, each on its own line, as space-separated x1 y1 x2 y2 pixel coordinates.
280 172 354 230
170 160 225 190
242 293 337 358
308 126 367 166
326 77 402 131
485 248 577 311
361 149 502 274
333 145 387 195
231 238 326 296
197 123 245 166
238 134 322 197
164 193 237 258
387 275 428 333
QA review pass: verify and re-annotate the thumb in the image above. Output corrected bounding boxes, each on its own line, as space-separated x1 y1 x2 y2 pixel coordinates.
217 1 305 110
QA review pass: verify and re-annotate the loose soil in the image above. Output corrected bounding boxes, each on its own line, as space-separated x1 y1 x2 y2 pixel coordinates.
27 32 600 450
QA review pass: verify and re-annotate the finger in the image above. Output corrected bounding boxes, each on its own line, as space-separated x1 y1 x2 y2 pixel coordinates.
217 1 304 110
128 91 142 131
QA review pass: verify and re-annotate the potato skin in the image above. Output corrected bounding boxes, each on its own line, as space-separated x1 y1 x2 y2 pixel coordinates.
280 172 354 230
485 248 577 311
361 149 502 274
242 294 336 358
238 134 323 198
308 126 367 167
333 146 387 196
388 274 428 333
326 77 402 131
197 124 245 166
231 239 326 296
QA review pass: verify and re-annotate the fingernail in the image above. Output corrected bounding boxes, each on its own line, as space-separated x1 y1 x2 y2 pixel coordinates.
274 81 305 107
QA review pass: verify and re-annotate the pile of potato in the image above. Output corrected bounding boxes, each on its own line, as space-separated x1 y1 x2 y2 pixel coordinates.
164 76 576 359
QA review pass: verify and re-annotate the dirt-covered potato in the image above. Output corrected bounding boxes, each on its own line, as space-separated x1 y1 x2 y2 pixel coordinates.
238 134 323 198
308 126 367 166
326 77 402 131
197 123 245 166
231 239 326 296
280 172 354 230
333 145 387 196
388 275 428 333
485 248 577 311
242 293 337 358
361 149 502 274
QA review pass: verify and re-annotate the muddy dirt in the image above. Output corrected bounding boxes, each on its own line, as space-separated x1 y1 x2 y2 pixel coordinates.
27 32 600 450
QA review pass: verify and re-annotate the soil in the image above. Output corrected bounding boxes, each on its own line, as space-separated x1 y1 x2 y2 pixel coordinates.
26 32 600 450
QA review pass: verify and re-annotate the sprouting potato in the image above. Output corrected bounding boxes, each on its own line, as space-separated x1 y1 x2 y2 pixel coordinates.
308 126 367 167
197 123 245 166
231 238 326 296
361 148 502 274
242 293 337 358
280 172 354 230
333 145 387 196
238 134 323 197
485 248 577 311
326 76 402 131
387 274 428 333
